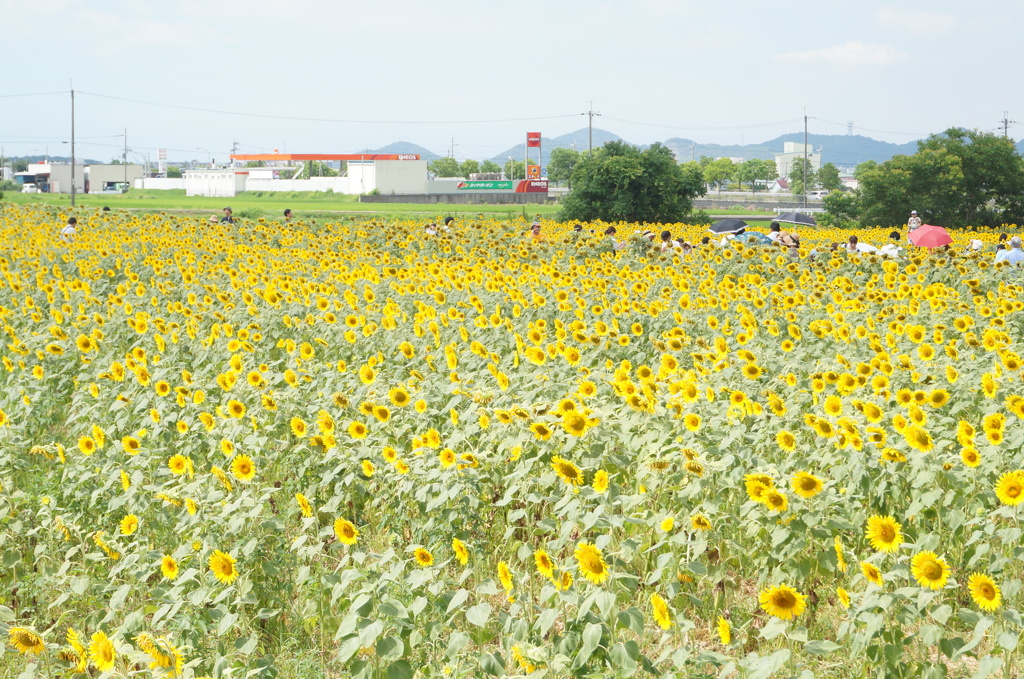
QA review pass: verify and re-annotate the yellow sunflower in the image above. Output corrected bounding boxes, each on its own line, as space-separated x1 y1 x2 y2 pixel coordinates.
89 630 116 672
334 518 359 545
413 547 434 567
967 573 1001 611
995 470 1024 506
861 561 884 587
910 550 950 590
650 593 673 630
791 471 823 499
534 549 555 579
230 454 256 483
161 555 179 580
8 627 45 655
551 455 584 487
864 515 902 553
716 616 731 644
574 541 608 585
758 584 806 620
452 538 469 565
208 550 238 584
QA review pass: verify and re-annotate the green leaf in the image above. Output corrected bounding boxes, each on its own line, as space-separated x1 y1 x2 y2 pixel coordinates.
616 607 644 636
378 599 408 619
108 584 130 610
953 617 993 660
803 640 840 655
386 660 413 679
746 649 791 679
759 617 788 641
536 607 559 638
234 635 258 655
573 622 603 669
466 602 490 627
377 635 404 662
997 631 1018 652
337 635 362 663
446 588 469 614
445 632 469 660
609 641 639 671
479 652 505 676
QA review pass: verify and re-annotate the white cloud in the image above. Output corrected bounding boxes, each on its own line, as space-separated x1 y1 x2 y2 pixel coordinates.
873 8 956 34
775 41 907 66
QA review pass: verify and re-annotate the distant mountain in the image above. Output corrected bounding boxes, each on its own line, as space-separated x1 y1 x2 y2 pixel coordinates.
372 130 1024 169
5 154 104 165
661 134 920 167
490 128 626 163
367 141 441 161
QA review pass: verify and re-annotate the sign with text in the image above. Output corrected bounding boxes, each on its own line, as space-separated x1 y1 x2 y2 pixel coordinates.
456 180 515 190
515 180 548 193
526 132 541 148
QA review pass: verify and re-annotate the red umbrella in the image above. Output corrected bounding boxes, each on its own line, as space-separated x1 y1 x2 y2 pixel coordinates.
909 224 953 248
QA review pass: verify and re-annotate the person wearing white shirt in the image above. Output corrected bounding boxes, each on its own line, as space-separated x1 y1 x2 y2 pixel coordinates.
995 236 1024 266
879 231 902 258
846 235 878 254
60 217 77 243
907 210 922 231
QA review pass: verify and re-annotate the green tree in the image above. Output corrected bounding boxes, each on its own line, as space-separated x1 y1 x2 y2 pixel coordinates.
917 128 1024 225
818 162 842 193
854 160 876 179
547 147 581 186
855 128 1024 227
302 161 337 177
822 191 859 228
503 159 525 180
459 159 480 177
857 148 965 226
166 166 183 179
789 158 817 196
735 159 776 192
558 141 705 223
429 157 460 178
703 158 734 194
479 160 501 174
12 159 29 173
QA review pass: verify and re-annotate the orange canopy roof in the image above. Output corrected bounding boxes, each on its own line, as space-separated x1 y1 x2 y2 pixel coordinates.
230 153 420 161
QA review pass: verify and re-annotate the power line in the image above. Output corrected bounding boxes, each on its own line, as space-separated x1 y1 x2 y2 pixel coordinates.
603 115 802 132
77 90 579 125
0 91 66 98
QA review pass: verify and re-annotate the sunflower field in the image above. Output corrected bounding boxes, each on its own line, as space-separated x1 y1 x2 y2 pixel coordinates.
1 204 1023 679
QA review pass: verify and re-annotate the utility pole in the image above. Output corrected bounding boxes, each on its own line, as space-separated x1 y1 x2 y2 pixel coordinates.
70 87 76 207
1000 111 1017 138
803 111 808 210
581 102 602 155
123 128 128 191
689 142 695 162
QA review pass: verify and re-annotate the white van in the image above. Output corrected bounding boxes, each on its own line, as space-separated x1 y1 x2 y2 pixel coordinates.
21 183 39 194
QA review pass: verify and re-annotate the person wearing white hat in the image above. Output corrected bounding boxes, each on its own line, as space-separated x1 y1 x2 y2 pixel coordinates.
907 210 922 231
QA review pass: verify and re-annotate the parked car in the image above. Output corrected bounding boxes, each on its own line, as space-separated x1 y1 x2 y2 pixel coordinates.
21 183 39 194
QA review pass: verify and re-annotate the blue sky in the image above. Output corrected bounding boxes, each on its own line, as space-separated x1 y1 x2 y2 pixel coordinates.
2 0 1020 164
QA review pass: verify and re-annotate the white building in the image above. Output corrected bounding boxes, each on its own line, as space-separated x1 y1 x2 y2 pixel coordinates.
775 142 821 178
182 155 429 197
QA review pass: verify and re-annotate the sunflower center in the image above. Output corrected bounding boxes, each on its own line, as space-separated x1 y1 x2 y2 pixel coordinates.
921 561 942 580
772 591 796 608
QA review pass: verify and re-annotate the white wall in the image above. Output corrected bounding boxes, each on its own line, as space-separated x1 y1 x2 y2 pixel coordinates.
136 178 185 190
184 170 246 197
374 160 427 194
245 178 350 193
